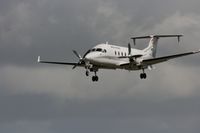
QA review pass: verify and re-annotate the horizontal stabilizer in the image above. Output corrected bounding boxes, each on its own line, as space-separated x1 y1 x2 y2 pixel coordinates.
131 34 183 45
131 35 183 39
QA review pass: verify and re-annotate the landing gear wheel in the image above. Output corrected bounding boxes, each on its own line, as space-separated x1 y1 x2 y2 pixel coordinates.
143 73 147 79
95 76 99 81
86 71 89 76
140 73 143 79
140 73 147 79
92 76 99 82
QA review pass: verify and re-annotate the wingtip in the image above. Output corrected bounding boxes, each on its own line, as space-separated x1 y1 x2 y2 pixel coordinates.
37 56 40 63
193 49 200 54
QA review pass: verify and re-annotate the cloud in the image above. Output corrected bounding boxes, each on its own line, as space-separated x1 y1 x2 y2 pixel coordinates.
89 1 132 42
153 12 200 33
0 1 35 47
1 62 199 101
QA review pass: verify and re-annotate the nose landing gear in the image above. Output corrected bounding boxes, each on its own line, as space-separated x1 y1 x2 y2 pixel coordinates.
85 67 99 82
92 71 99 82
92 75 99 82
86 70 89 76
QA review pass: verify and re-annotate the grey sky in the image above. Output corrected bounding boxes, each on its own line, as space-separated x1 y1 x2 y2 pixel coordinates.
1 0 200 132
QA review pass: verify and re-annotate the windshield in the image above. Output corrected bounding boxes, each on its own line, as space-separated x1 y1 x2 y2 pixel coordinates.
96 48 102 51
91 48 105 52
86 48 107 55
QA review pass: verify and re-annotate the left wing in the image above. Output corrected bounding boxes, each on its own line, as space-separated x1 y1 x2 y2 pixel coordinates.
37 56 82 66
142 49 200 65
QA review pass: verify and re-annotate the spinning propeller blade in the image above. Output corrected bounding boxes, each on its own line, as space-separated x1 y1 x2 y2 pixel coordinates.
73 50 82 59
72 50 84 69
72 64 78 69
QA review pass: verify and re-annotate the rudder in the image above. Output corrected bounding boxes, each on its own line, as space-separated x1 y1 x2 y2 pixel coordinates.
143 36 159 58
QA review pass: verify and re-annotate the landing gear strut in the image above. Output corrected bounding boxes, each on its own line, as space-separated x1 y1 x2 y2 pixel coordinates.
86 70 89 76
85 66 99 82
140 69 147 79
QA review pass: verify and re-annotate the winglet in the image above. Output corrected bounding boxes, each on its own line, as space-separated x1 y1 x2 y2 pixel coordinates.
193 49 200 54
37 56 41 63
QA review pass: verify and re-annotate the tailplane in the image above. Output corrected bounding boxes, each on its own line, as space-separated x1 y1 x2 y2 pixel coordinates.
131 34 183 58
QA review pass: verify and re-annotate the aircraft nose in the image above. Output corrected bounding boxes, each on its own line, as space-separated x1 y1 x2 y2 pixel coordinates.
85 52 98 61
85 53 93 60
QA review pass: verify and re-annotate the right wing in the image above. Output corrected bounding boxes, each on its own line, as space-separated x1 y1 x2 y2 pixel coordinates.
119 49 200 67
37 56 81 66
142 49 200 65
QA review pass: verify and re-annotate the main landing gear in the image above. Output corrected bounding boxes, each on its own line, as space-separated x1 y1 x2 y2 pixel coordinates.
140 69 147 79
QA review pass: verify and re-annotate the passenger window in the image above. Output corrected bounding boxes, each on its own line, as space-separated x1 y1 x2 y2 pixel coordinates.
121 52 123 56
118 52 120 55
115 51 117 55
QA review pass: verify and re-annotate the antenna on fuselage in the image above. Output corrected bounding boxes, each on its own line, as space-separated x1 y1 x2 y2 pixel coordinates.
128 43 131 55
133 38 136 46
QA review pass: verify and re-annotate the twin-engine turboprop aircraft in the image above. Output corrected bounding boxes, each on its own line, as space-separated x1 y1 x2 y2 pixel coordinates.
38 35 200 82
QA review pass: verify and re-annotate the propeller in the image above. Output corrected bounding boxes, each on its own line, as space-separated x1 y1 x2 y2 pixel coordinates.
73 50 82 59
127 43 142 63
72 50 84 69
128 43 131 55
127 43 133 62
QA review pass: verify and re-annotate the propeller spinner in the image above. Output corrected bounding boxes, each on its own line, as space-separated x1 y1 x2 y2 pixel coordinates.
72 50 84 69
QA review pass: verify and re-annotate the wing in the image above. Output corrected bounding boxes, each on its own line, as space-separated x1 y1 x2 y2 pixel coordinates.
142 49 200 65
37 56 82 66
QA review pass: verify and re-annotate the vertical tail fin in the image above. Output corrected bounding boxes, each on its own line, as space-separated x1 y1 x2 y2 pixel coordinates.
143 36 159 58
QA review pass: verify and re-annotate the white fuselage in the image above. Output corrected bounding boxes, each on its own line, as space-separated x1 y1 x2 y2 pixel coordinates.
84 43 148 70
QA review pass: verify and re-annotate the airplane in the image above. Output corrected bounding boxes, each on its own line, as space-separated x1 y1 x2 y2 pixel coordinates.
37 34 200 82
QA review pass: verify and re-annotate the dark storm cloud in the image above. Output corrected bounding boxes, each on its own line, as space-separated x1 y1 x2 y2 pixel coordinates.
1 0 200 133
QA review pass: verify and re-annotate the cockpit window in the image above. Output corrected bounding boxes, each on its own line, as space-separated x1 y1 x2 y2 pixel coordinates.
89 48 106 53
96 48 102 51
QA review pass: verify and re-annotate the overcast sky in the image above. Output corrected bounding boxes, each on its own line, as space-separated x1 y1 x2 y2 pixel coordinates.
1 0 200 132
